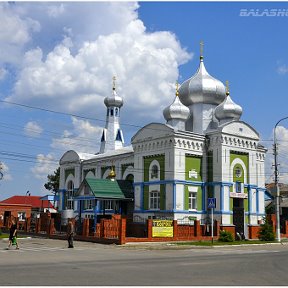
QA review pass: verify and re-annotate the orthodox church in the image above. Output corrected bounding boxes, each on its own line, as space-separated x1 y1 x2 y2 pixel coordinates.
58 45 266 237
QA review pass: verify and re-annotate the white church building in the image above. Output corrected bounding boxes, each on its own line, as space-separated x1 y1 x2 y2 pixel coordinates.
58 48 267 237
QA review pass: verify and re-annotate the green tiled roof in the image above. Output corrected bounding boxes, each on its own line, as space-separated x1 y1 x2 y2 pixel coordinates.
85 178 126 199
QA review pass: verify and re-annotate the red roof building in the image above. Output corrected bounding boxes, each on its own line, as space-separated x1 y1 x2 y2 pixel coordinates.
0 195 54 209
0 196 56 227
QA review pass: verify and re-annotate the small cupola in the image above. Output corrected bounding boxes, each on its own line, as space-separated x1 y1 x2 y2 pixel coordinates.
163 82 190 130
107 166 116 181
214 81 243 124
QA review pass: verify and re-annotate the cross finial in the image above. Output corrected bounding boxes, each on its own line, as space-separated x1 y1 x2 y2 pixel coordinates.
112 76 116 90
226 80 230 96
200 40 204 60
176 81 179 97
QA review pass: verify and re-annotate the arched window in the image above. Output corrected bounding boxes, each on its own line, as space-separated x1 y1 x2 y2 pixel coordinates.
125 174 134 182
151 165 159 179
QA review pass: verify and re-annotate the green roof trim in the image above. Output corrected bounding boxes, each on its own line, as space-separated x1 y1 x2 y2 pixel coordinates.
85 178 126 200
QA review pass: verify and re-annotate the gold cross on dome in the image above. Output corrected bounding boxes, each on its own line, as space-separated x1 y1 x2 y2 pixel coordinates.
226 80 230 95
176 81 179 97
112 76 116 90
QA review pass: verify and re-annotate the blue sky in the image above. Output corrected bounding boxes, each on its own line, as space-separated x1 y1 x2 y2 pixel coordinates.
0 1 288 200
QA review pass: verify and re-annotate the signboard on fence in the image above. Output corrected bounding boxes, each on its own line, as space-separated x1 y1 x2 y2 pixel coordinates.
152 220 173 237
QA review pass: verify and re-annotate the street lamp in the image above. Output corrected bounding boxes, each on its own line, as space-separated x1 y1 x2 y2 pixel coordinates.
273 116 288 242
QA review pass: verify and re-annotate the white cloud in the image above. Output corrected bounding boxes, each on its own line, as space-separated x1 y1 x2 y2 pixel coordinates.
0 68 7 80
5 2 191 131
51 117 103 154
0 162 12 181
265 126 288 184
24 121 43 138
277 64 288 75
0 3 40 65
31 153 58 180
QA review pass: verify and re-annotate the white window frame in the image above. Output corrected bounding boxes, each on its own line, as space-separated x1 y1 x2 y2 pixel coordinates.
188 192 197 210
67 181 74 210
149 190 160 210
84 199 94 210
18 212 26 221
188 186 198 211
105 200 113 210
235 181 242 193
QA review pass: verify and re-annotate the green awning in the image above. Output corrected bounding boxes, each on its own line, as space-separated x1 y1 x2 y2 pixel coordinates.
84 178 126 200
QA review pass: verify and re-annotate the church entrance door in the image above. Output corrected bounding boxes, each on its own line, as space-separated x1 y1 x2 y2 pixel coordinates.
233 198 244 236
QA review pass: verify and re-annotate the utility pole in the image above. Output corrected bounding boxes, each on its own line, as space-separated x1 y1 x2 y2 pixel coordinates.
0 162 3 180
273 139 281 242
273 116 288 242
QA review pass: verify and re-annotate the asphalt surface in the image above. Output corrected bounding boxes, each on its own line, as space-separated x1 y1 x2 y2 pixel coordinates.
1 237 288 285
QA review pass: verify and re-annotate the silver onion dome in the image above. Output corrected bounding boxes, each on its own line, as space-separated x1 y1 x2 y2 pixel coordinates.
163 92 190 122
214 89 242 121
178 56 226 106
104 88 123 108
104 76 123 108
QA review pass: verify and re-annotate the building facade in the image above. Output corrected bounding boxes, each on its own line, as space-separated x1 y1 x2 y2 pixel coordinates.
58 50 266 237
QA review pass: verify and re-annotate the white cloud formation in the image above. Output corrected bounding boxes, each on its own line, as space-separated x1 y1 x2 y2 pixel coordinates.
31 153 58 180
2 2 192 189
0 68 7 80
51 117 103 154
0 162 12 181
265 126 288 184
277 64 288 75
5 2 191 132
0 3 40 65
24 121 43 138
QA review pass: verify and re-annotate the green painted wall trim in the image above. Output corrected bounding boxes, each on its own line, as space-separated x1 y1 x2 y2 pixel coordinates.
230 151 249 181
83 168 95 178
121 163 134 178
143 154 165 210
244 198 248 212
184 155 202 211
65 168 75 182
230 152 249 192
143 185 149 210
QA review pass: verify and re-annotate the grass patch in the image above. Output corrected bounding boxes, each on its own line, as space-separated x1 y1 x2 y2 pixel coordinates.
0 233 27 239
174 240 277 246
0 233 9 239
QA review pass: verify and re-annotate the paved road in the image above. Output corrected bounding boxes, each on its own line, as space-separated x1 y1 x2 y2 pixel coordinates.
1 237 288 285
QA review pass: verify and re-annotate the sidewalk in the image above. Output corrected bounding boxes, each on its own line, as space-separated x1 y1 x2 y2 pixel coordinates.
123 240 288 250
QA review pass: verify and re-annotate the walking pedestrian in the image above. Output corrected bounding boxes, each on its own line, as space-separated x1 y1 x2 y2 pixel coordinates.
67 219 75 248
7 219 19 250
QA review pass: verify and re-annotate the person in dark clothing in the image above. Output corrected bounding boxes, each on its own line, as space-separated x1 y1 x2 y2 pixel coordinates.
7 219 19 250
67 219 75 248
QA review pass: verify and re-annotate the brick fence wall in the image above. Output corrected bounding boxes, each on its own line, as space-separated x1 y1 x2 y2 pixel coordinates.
5 213 288 245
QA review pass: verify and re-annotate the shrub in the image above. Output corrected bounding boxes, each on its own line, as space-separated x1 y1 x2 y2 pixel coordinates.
258 222 275 241
218 230 234 242
0 228 2 236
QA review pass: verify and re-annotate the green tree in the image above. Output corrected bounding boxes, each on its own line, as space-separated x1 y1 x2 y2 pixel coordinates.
44 167 60 195
258 220 275 241
218 230 234 242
